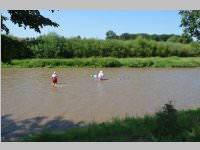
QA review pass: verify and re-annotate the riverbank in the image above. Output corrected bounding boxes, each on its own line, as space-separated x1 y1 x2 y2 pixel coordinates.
25 106 200 142
2 57 200 68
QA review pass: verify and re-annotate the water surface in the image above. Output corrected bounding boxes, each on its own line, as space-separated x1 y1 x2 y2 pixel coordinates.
2 68 200 124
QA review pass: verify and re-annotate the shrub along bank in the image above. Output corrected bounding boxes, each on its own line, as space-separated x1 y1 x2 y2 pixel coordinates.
2 57 200 68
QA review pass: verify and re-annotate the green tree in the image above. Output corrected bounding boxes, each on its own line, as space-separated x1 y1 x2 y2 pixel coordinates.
1 10 59 34
106 30 118 39
1 35 33 63
167 35 192 44
179 10 200 41
1 10 59 63
32 32 66 58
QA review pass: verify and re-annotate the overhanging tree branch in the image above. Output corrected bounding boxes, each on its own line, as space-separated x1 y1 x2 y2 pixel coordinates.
1 10 59 34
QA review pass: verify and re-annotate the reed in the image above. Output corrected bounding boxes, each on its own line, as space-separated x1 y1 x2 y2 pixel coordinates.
2 57 200 68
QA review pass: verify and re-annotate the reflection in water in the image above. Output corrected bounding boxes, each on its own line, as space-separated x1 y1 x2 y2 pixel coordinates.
2 68 200 124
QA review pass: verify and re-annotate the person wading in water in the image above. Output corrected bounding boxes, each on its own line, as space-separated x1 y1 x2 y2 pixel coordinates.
51 71 58 87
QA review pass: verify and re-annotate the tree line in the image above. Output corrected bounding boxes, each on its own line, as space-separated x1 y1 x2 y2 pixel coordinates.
105 30 193 44
2 32 200 63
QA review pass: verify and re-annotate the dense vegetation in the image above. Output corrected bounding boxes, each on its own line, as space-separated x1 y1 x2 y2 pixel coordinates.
2 33 200 64
2 57 200 68
106 30 193 43
1 35 34 63
179 10 200 41
25 102 200 142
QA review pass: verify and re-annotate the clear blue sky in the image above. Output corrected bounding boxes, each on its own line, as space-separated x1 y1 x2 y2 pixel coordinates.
2 10 183 39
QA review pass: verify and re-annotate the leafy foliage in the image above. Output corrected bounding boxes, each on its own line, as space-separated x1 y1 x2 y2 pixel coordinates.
1 10 59 34
106 30 119 39
30 33 199 58
106 31 193 44
1 34 33 63
153 101 181 139
179 10 200 41
2 32 200 63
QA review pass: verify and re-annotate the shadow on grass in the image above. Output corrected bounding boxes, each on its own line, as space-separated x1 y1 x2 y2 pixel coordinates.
1 114 85 142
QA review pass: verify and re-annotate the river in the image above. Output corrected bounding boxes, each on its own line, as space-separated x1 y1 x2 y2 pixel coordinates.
1 68 200 141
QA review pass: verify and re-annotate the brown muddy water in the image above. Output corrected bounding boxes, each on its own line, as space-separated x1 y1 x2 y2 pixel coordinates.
1 68 200 141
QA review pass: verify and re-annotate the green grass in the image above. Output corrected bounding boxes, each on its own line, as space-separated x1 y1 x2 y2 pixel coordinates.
2 57 200 68
25 108 200 142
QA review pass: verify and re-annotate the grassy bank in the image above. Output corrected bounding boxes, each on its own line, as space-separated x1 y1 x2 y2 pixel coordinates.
2 57 200 68
25 105 200 142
